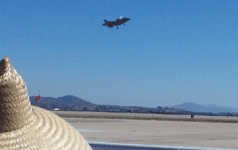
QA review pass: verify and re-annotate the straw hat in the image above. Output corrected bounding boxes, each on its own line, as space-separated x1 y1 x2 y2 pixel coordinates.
0 57 92 150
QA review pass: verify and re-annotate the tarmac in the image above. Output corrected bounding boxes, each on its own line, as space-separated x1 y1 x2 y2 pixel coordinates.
52 111 238 149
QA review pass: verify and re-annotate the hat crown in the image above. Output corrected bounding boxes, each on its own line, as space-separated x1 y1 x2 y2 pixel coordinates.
0 57 35 133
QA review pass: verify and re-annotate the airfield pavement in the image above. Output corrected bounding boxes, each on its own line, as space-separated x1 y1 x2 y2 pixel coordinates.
52 111 238 149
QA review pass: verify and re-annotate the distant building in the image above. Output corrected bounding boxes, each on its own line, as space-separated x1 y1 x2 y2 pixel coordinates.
54 108 60 111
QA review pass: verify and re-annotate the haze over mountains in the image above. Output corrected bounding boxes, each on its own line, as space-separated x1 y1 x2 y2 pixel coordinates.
30 95 238 115
173 102 238 114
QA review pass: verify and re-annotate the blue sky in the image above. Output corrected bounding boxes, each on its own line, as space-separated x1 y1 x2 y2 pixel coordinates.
1 0 238 108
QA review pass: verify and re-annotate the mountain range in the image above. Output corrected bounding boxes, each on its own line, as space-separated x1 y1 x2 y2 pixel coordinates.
30 95 188 114
30 95 238 115
173 102 238 113
30 95 97 111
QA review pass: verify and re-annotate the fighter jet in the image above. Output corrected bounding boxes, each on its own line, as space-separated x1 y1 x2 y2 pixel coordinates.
102 16 131 29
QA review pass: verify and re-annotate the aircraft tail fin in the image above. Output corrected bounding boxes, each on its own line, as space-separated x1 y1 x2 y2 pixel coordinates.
104 19 108 23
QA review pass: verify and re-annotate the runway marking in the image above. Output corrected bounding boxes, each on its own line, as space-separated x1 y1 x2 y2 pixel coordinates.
87 141 236 150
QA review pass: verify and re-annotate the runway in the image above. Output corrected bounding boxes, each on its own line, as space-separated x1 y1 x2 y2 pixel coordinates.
52 111 238 149
52 111 238 123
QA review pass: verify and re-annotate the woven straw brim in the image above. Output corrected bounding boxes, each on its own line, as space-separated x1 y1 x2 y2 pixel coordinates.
0 106 92 150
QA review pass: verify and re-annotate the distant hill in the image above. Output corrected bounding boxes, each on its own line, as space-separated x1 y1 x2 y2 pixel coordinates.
173 102 238 113
173 102 208 112
29 95 238 116
29 95 188 114
30 95 97 111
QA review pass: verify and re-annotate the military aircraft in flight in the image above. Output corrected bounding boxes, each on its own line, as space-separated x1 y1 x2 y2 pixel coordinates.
102 16 131 29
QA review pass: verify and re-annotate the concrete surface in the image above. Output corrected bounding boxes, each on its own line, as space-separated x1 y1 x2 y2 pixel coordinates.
52 111 238 123
62 117 238 149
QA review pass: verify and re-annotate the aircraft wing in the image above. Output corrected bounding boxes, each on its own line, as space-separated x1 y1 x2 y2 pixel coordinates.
116 22 123 25
107 24 114 27
106 21 116 27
